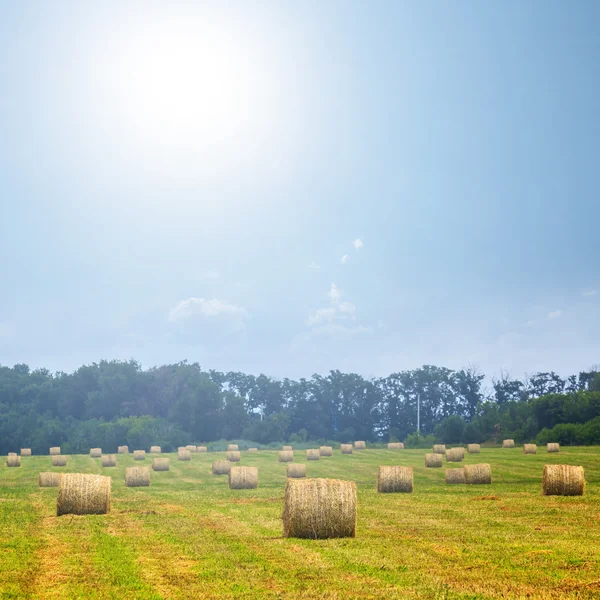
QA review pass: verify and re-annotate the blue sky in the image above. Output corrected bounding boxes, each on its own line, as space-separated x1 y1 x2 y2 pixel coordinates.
1 0 599 383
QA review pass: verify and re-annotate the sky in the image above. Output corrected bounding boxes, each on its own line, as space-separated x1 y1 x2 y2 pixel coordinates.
1 0 599 382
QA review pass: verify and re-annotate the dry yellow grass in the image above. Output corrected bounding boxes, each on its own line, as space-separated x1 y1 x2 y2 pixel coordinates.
57 473 111 516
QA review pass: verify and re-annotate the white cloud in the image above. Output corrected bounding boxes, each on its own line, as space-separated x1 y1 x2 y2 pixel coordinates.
341 254 349 264
547 310 562 320
582 290 597 297
338 301 356 318
328 282 342 304
308 261 320 270
352 238 364 250
170 298 248 321
306 307 337 326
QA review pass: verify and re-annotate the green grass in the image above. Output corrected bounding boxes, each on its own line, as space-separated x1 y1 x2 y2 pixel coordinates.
1 446 599 599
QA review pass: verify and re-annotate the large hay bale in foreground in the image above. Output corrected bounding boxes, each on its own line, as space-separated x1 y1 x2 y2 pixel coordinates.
306 449 320 461
178 448 191 461
133 450 146 461
287 463 307 478
227 444 239 451
39 472 61 487
279 450 294 462
125 467 150 487
547 443 560 453
229 466 258 489
377 466 413 493
464 463 492 484
542 464 585 496
282 445 293 451
49 447 61 455
467 444 481 454
118 445 129 454
149 446 161 454
354 441 366 450
283 478 357 539
446 448 464 463
340 444 353 455
101 455 116 468
197 446 207 453
523 444 537 455
425 453 443 468
90 448 102 458
57 473 111 516
502 439 515 448
152 458 170 472
226 451 241 462
319 446 333 457
433 444 446 455
6 455 21 467
387 442 404 449
445 468 466 484
52 455 67 467
20 448 32 456
212 460 231 475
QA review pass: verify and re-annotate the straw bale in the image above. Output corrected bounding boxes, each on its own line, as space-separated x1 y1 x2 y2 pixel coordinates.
101 455 116 468
279 450 294 462
547 443 560 453
464 463 492 484
227 444 239 451
229 466 258 489
6 455 20 467
340 444 353 455
57 473 111 515
445 468 465 484
152 458 170 472
90 448 102 458
467 444 480 454
523 444 537 455
149 446 161 454
306 449 320 461
377 466 413 493
502 439 515 448
425 453 443 468
39 472 61 487
446 448 464 462
433 444 446 455
20 448 32 456
125 466 150 487
133 450 146 460
212 460 231 475
287 463 307 478
52 455 67 467
226 451 241 462
542 464 584 496
387 442 404 449
178 448 191 461
49 447 61 455
319 446 333 457
354 441 366 450
118 445 129 454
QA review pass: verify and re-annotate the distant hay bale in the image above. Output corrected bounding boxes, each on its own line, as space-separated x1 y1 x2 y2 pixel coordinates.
502 439 515 448
178 448 191 461
49 447 61 455
39 472 61 487
387 442 404 449
20 448 32 456
90 448 102 458
542 464 585 496
186 445 197 452
152 458 170 472
445 448 464 462
283 478 357 539
8 452 17 457
279 450 294 462
149 446 161 454
377 466 413 493
306 449 320 461
425 453 443 468
445 468 466 484
118 445 129 454
464 463 492 484
282 445 293 451
547 443 560 453
340 444 353 455
248 448 258 452
287 463 307 478
319 446 333 457
523 444 537 455
467 444 481 454
227 444 239 451
212 460 231 475
6 455 21 467
52 455 67 467
197 446 207 452
57 473 111 516
229 466 258 489
354 441 366 450
125 467 150 487
433 444 446 455
227 451 241 462
133 450 146 461
101 455 116 468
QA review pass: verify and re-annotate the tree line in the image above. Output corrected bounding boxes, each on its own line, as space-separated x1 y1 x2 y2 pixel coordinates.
0 360 599 454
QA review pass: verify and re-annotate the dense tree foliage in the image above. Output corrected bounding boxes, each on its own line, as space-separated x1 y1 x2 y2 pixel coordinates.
0 360 599 453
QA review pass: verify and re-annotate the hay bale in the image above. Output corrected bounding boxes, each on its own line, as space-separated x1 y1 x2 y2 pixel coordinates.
20 448 32 456
227 444 239 451
445 468 466 484
425 453 443 468
6 455 21 467
306 449 320 461
282 478 357 539
90 448 102 458
101 455 116 468
279 450 294 462
118 445 129 454
49 447 61 455
125 466 150 487
319 446 333 457
52 455 67 467
149 446 161 454
133 450 146 461
387 442 404 449
178 448 191 461
57 473 111 516
340 444 353 455
287 463 307 478
152 458 170 472
186 445 197 452
523 444 537 455
446 448 464 462
502 439 515 448
248 448 258 452
212 460 231 475
467 444 481 454
226 451 241 462
547 443 560 453
464 463 492 484
433 444 446 455
377 466 413 493
8 452 17 457
354 441 366 450
39 472 61 487
542 464 585 496
282 445 293 451
197 446 207 453
229 466 258 489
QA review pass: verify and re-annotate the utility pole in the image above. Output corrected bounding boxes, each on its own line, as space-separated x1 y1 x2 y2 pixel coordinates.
417 393 420 433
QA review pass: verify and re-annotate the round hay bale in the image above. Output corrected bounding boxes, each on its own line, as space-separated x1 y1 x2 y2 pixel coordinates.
20 448 32 456
226 451 241 462
433 444 446 455
177 448 191 461
227 444 239 451
287 463 307 478
149 446 161 454
387 442 404 449
445 468 466 484
125 467 150 487
229 466 258 489
101 455 116 468
542 464 584 496
523 444 537 455
90 448 102 458
279 450 294 462
49 447 61 455
377 466 413 493
319 446 333 457
186 445 198 452
248 448 258 452
6 455 21 467
212 460 231 475
52 455 67 467
467 444 480 454
425 453 443 468
502 439 515 448
446 448 464 462
133 450 146 461
340 444 353 455
118 445 129 454
8 452 17 457
464 463 492 484
152 458 170 472
282 478 357 539
354 441 366 450
57 473 111 516
282 445 293 451
197 446 207 453
306 449 320 461
547 443 560 453
39 472 61 488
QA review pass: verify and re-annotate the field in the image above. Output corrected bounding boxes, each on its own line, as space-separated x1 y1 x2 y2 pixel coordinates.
1 447 599 599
